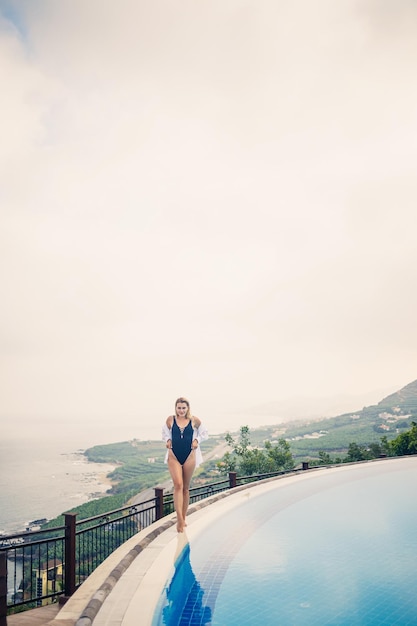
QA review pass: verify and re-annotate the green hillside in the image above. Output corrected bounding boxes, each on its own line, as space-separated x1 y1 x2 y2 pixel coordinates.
82 379 417 491
274 379 417 460
85 439 168 493
377 379 417 412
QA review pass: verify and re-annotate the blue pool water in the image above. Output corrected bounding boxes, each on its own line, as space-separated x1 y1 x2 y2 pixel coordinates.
152 458 417 625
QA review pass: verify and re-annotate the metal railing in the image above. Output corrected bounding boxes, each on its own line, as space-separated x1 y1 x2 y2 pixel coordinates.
0 467 302 619
0 494 159 618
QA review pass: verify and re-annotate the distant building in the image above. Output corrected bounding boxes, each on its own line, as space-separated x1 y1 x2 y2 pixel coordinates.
34 560 63 605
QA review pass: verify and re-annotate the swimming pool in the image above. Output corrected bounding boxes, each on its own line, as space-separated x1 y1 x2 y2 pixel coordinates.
152 458 417 626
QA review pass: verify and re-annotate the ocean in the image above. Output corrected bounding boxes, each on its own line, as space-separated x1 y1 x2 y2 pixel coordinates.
0 438 117 534
0 422 163 535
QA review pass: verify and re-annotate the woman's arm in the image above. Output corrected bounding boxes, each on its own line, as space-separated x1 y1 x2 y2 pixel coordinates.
192 417 208 447
162 416 173 448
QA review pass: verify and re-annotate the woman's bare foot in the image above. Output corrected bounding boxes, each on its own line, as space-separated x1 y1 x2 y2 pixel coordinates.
176 518 185 533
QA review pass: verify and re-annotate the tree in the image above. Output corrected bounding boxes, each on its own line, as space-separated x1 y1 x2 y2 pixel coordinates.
390 421 417 456
218 426 251 473
345 442 372 462
379 436 392 456
263 439 294 472
218 426 295 476
317 451 333 465
368 442 384 458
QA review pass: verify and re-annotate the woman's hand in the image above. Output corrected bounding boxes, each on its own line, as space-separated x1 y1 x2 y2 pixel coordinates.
166 439 172 449
191 439 198 449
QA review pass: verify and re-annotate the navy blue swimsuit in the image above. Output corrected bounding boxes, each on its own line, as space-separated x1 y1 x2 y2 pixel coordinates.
172 417 193 465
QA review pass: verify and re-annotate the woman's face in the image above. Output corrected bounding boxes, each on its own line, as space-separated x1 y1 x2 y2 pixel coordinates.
176 402 189 418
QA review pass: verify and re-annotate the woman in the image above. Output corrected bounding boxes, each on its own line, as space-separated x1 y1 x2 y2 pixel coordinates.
162 397 208 532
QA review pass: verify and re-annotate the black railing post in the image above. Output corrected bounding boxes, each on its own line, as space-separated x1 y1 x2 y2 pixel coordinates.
229 472 237 488
64 513 77 599
155 488 164 520
302 462 309 470
0 551 7 626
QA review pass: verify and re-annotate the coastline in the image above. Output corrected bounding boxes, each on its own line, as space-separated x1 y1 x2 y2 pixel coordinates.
96 468 117 488
88 465 118 499
0 442 119 535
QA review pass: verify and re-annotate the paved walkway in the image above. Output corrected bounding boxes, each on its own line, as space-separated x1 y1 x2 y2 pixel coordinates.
7 603 61 625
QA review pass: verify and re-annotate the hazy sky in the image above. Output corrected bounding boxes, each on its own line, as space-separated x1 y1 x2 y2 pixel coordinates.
1 0 417 441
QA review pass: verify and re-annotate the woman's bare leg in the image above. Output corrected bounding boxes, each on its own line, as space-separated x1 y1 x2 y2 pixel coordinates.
181 451 196 525
167 452 186 532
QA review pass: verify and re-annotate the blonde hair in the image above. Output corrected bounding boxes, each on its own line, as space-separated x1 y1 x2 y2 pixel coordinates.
175 397 191 420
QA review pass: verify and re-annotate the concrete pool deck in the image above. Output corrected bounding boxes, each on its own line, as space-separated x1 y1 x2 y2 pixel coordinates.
46 457 417 626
